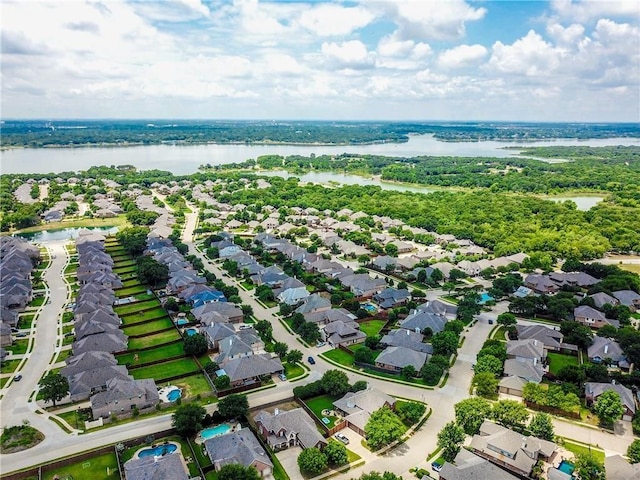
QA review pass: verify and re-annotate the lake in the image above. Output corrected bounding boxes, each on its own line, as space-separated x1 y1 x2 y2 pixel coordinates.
2 135 638 175
15 226 119 243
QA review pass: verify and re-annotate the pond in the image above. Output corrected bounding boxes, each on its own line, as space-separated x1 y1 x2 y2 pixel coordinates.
15 226 119 243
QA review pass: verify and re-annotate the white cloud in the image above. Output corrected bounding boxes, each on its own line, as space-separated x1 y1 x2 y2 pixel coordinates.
438 44 487 69
132 0 210 22
546 22 585 47
488 30 561 76
321 40 376 69
296 4 375 36
551 0 640 23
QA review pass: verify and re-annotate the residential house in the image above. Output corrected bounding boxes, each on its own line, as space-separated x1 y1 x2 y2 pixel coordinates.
371 256 397 271
61 351 117 377
379 329 432 354
588 336 630 369
340 274 386 298
589 292 619 309
216 330 263 364
524 274 559 295
204 429 273 478
470 420 557 477
90 377 159 419
255 408 327 451
585 382 636 421
295 294 331 315
574 305 619 329
515 324 565 352
373 288 410 309
399 310 447 335
0 324 12 348
549 271 599 288
612 290 640 312
375 346 427 373
417 299 458 318
322 320 366 347
219 354 283 386
275 277 310 305
604 455 640 480
72 332 127 355
304 308 356 327
430 262 456 280
506 339 545 364
333 388 396 436
66 365 131 401
192 302 243 323
123 453 189 480
202 323 237 350
439 448 521 480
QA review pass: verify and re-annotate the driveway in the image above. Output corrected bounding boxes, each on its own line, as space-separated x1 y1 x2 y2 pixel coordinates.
276 445 303 478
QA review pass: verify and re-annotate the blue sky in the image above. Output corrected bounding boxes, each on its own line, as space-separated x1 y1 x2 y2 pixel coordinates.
2 0 639 121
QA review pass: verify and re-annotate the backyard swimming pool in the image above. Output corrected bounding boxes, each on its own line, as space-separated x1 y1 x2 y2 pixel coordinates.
137 443 177 458
557 460 575 475
186 328 198 336
176 319 189 326
199 423 232 440
158 386 182 403
361 303 377 313
479 292 494 304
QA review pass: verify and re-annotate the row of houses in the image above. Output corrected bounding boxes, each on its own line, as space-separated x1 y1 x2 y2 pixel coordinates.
62 232 158 420
0 237 41 353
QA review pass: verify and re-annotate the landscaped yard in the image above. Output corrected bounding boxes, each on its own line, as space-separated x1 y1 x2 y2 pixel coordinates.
114 299 161 315
121 308 170 325
175 373 214 398
55 349 73 364
284 362 305 379
322 349 354 367
42 452 119 480
130 357 200 382
117 343 185 365
122 318 174 336
358 320 386 337
7 339 29 355
1 360 21 374
112 259 136 268
547 352 579 375
305 394 339 429
115 285 148 297
127 330 182 350
563 439 605 464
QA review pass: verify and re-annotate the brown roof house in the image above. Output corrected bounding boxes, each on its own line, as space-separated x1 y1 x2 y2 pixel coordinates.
585 381 636 421
333 387 396 437
574 305 619 329
204 429 273 478
255 407 327 451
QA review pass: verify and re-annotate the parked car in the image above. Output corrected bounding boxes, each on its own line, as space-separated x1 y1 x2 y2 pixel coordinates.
14 374 22 382
278 373 287 381
335 433 349 444
316 341 326 348
15 332 27 338
239 325 253 330
488 319 494 324
307 356 316 365
431 462 443 472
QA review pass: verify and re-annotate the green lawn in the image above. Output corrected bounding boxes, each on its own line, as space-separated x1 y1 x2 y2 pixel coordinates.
119 278 145 288
284 363 305 379
113 259 136 268
1 360 21 374
121 309 170 325
55 349 73 364
113 266 136 275
115 286 148 297
358 320 386 337
547 352 579 375
117 343 185 365
563 439 605 464
115 299 161 315
175 373 214 398
30 297 45 307
127 330 182 350
7 339 29 355
0 377 9 388
64 263 79 275
305 395 339 429
323 349 354 367
19 314 35 329
130 357 200 381
42 452 120 480
122 318 174 336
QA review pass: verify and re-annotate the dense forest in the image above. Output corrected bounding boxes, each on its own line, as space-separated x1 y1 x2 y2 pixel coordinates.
1 120 638 148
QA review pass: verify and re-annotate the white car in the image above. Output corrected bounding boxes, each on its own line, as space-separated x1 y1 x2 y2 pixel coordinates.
335 433 349 444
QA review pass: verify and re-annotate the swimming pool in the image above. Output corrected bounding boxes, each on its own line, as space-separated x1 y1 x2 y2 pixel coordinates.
158 386 182 403
361 303 377 313
479 292 494 304
199 423 231 440
186 328 198 336
557 460 575 475
176 319 189 326
138 443 177 458
167 388 182 402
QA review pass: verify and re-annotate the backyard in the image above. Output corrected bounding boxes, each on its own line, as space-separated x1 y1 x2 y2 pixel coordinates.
304 394 339 429
129 357 200 382
127 330 182 350
358 320 386 337
547 352 579 375
42 451 120 480
562 439 605 464
122 317 175 336
114 299 162 315
117 342 185 365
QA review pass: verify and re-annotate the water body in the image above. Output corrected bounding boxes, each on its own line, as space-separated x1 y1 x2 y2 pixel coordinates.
16 226 119 243
545 196 605 211
1 135 637 175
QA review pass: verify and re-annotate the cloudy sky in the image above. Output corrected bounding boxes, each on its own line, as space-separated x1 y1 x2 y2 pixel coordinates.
2 0 639 121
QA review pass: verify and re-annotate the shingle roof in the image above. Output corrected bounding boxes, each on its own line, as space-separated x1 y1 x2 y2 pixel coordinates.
333 388 395 416
585 382 636 414
376 346 427 370
205 429 273 471
255 408 326 449
439 448 520 480
221 354 283 382
124 452 188 480
506 339 544 360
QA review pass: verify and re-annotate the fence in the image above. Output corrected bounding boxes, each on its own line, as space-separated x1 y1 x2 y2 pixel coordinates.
524 400 581 420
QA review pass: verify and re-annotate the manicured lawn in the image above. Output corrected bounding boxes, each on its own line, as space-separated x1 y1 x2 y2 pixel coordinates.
7 339 29 355
127 330 182 350
19 314 35 329
305 395 339 428
64 263 79 275
130 357 200 381
323 349 354 367
30 297 45 307
115 286 148 297
117 343 185 365
358 320 386 337
55 349 73 364
113 266 136 275
120 309 169 325
42 452 119 480
491 326 508 341
121 278 145 288
122 318 174 336
113 259 136 268
563 439 605 464
175 373 214 398
1 360 21 374
284 363 305 379
547 352 579 375
115 299 161 315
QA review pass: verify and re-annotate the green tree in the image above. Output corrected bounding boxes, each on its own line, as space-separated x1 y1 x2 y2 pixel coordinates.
474 354 503 376
497 312 517 327
183 333 208 356
626 439 640 463
136 256 169 286
39 372 69 407
297 447 327 475
218 464 260 480
254 319 273 342
204 361 219 376
473 372 498 398
298 321 321 344
214 375 231 390
432 331 459 356
324 440 348 466
116 226 149 256
172 404 206 437
444 319 465 335
492 400 529 430
574 454 606 480
164 297 179 312
560 321 594 349
401 365 417 380
592 389 625 425
396 401 426 425
384 243 398 257
273 341 288 359
351 472 403 480
420 363 444 385
364 406 407 450
286 349 303 364
437 421 465 462
354 346 375 364
321 370 351 397
218 393 249 420
454 397 493 435
529 413 555 441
